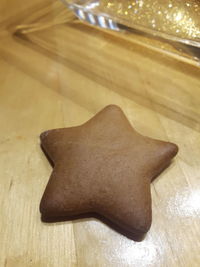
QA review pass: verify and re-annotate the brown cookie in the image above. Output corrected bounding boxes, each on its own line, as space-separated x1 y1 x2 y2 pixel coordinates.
40 105 178 240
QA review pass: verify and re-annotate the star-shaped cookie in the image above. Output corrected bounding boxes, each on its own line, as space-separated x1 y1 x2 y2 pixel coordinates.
40 105 178 239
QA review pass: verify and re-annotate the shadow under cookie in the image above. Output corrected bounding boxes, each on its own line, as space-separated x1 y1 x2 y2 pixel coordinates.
41 213 146 242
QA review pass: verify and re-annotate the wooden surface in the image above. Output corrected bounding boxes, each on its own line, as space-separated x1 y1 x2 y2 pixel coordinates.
0 1 200 266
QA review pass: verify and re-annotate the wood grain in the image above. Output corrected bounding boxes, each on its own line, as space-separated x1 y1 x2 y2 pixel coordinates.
0 0 200 266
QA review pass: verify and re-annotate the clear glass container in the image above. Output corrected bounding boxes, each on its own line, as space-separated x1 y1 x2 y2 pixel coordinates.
60 0 200 63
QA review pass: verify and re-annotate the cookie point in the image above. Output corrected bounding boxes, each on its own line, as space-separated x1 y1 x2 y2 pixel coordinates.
40 130 50 141
39 195 54 218
167 142 179 157
104 104 122 112
134 211 152 235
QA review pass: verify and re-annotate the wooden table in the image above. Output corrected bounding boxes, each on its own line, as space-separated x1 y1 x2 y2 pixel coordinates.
0 1 200 266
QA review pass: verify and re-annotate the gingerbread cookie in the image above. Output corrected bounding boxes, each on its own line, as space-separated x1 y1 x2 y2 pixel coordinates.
40 105 178 239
